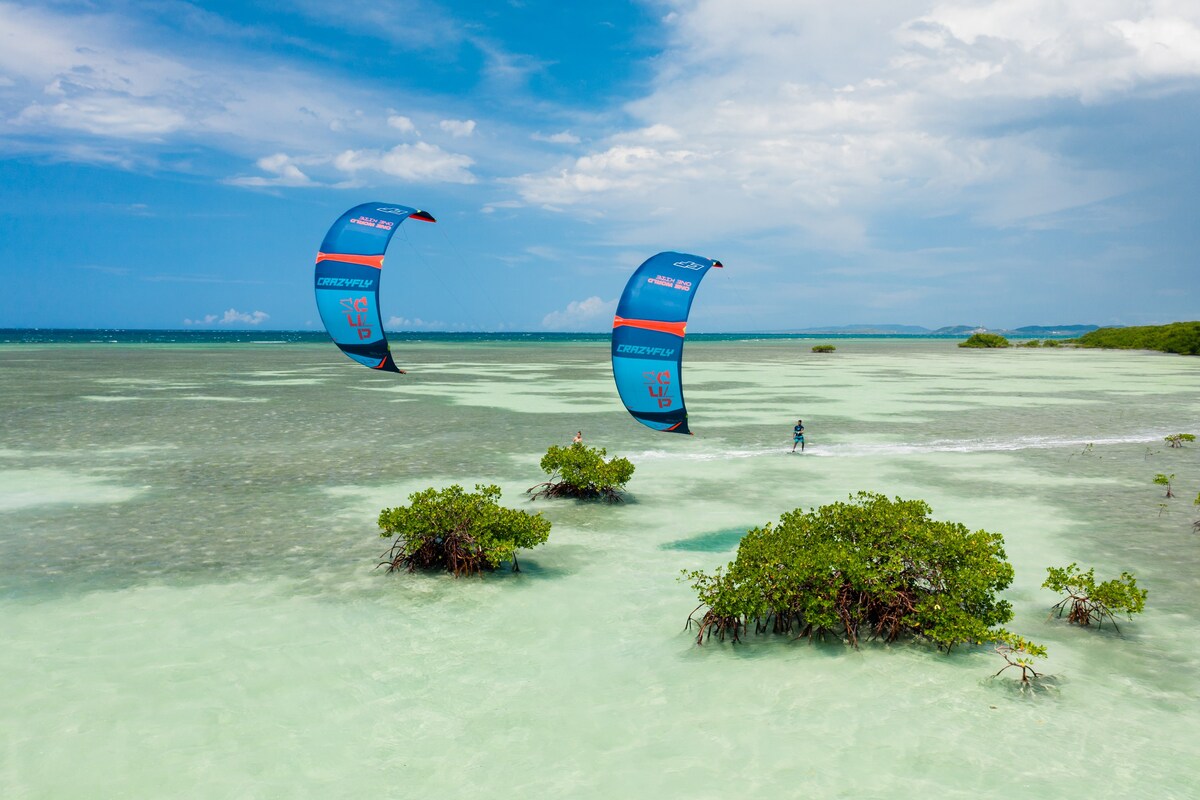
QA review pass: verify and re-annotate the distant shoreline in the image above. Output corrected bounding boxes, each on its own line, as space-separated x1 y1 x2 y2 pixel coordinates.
0 329 1083 345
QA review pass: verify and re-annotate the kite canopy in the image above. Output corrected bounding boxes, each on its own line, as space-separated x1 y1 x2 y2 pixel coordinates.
611 251 723 435
313 202 435 373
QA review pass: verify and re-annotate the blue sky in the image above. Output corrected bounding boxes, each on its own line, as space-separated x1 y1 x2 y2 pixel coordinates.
1 0 1197 332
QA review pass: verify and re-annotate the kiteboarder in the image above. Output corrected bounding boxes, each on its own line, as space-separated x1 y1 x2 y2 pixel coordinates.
791 419 805 453
573 431 583 445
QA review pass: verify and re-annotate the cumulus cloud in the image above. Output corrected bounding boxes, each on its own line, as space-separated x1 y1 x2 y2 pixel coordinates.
385 316 446 330
334 142 476 183
891 4 1200 104
228 153 314 187
515 145 706 205
439 118 476 137
183 314 218 325
223 309 269 325
0 3 475 175
387 114 416 133
184 309 269 326
0 5 210 141
230 143 478 188
532 130 581 144
511 1 1200 243
541 296 617 331
616 124 681 143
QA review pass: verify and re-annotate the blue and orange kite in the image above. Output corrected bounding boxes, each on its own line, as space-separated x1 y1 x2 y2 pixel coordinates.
313 202 435 373
611 251 723 435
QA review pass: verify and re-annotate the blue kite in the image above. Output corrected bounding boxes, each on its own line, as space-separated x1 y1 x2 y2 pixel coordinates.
313 202 435 373
611 251 723 434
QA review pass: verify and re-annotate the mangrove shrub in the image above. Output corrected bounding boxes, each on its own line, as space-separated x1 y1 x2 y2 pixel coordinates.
959 333 1010 348
528 442 635 502
378 484 550 577
1164 433 1195 448
1075 321 1200 355
685 492 1018 651
812 344 836 353
1043 563 1146 630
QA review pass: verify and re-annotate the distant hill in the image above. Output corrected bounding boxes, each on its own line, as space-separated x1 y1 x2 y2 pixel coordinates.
1007 325 1098 335
785 323 1099 337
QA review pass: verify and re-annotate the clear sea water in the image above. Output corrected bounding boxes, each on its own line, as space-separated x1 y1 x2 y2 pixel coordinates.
1 334 1198 798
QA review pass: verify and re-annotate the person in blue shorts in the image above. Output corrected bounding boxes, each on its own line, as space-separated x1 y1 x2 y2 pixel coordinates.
791 419 805 453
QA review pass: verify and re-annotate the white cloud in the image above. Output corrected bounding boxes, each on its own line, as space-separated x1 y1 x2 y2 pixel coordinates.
532 130 581 144
185 309 269 326
514 145 705 205
617 124 681 143
439 118 476 137
17 98 187 138
0 5 207 141
183 314 218 325
386 316 445 330
228 153 314 187
895 2 1200 101
510 1 1200 245
541 296 617 331
0 3 476 177
387 114 416 133
334 142 476 183
482 200 523 214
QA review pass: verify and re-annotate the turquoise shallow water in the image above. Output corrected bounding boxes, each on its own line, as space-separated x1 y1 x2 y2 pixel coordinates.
1 339 1198 798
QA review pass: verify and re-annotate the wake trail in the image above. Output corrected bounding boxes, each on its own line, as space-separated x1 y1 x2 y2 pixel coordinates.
631 432 1167 462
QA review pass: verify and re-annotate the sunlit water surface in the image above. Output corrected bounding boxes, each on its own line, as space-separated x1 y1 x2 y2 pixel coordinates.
2 339 1198 798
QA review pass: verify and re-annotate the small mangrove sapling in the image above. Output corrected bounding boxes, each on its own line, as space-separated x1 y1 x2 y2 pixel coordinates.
991 631 1048 684
1164 433 1195 448
1154 473 1175 498
1042 563 1147 631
